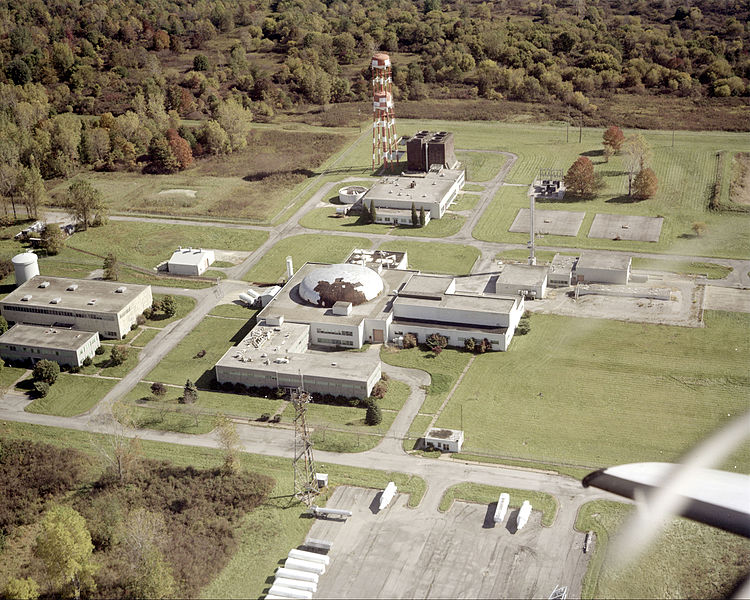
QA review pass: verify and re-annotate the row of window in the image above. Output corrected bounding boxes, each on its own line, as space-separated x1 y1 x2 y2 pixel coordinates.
317 337 355 346
315 328 353 337
3 305 114 321
3 345 60 356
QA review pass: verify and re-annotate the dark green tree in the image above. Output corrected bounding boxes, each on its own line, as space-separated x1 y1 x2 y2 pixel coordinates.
161 295 177 318
411 202 418 227
193 54 209 71
183 379 198 404
419 207 426 227
369 201 377 224
103 253 119 281
33 360 60 385
365 401 382 426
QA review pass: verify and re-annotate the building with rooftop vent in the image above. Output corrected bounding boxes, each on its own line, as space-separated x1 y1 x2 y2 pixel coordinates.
0 324 100 367
168 247 215 276
0 276 152 339
494 263 549 299
575 252 631 285
406 131 458 172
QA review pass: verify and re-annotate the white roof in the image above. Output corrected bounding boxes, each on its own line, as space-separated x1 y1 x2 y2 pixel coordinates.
299 263 384 307
168 247 213 267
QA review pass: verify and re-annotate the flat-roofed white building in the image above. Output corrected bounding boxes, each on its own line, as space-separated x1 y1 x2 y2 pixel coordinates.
0 276 152 339
575 252 631 285
0 324 100 367
424 428 464 452
168 247 215 276
363 167 464 222
494 263 549 298
214 319 381 399
548 254 578 287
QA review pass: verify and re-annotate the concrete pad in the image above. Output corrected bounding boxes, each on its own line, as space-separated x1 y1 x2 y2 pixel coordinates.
588 214 663 242
510 209 585 237
704 286 750 313
306 486 589 599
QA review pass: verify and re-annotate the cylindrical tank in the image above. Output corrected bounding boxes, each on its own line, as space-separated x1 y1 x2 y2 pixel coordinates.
338 186 368 204
284 558 325 575
12 252 39 286
275 568 318 583
288 548 330 566
371 52 391 69
273 577 317 593
286 256 294 279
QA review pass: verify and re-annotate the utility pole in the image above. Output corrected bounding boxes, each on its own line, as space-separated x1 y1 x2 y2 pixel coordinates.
672 128 675 148
578 115 583 143
566 120 569 143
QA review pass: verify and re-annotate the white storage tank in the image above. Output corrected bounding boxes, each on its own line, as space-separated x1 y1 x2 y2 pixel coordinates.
12 252 39 286
338 185 368 204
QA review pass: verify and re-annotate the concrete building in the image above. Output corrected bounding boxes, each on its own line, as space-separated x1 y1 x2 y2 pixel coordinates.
406 131 458 172
214 318 381 399
548 254 578 287
168 247 215 276
575 253 631 285
346 249 408 271
424 428 464 452
362 167 464 223
0 276 152 339
0 324 100 367
494 263 549 299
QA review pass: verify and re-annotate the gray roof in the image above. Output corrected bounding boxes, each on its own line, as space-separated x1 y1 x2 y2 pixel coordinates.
400 274 453 298
364 169 463 205
168 247 213 267
577 252 632 272
394 293 518 315
2 276 150 313
0 324 98 351
495 263 548 287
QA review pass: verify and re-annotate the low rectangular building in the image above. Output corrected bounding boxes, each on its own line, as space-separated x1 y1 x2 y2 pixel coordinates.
575 252 631 285
0 276 152 339
548 254 578 287
168 247 215 276
424 428 464 452
494 264 548 299
0 324 100 367
214 320 381 399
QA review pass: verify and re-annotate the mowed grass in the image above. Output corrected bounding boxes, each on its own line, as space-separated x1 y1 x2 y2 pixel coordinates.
379 240 479 275
149 294 197 328
456 150 508 182
438 482 558 527
244 234 372 283
48 125 352 224
24 374 117 416
459 121 750 259
434 311 750 471
55 221 267 270
631 257 732 279
390 213 465 238
0 421 427 600
209 302 258 318
576 500 750 599
146 315 253 387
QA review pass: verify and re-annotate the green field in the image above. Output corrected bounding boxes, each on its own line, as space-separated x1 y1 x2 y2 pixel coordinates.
244 234 373 283
54 221 267 270
451 193 481 212
630 257 732 279
434 311 750 471
455 150 508 182
402 414 434 452
0 420 427 600
146 315 252 387
379 240 479 275
131 327 159 347
438 482 558 527
390 213 465 238
24 374 117 416
0 366 27 389
209 303 258 319
576 500 750 599
149 294 197 327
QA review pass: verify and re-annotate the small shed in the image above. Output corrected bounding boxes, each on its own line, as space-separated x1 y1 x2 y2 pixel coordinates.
575 252 631 285
168 247 215 276
424 428 464 452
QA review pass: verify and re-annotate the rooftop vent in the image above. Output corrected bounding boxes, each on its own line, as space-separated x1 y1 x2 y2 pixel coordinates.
67 284 78 291
21 294 32 301
39 281 50 288
87 299 97 305
50 297 61 304
115 286 127 293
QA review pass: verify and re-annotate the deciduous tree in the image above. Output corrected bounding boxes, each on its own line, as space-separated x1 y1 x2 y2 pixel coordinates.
216 99 253 151
33 359 59 385
632 167 658 199
103 253 119 281
624 134 652 197
183 379 198 404
564 156 598 198
161 295 177 317
41 224 65 256
110 345 130 366
66 179 105 231
602 125 624 161
214 413 240 473
166 129 193 170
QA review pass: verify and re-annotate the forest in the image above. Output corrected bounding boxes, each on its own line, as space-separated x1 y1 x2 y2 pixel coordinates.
0 0 747 216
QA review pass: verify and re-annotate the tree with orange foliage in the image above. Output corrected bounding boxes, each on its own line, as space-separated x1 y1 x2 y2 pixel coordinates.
166 129 194 171
602 125 624 162
564 156 599 198
633 167 658 199
153 30 170 51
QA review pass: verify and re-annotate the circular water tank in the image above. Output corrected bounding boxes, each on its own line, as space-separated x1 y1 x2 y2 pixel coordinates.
12 252 39 286
371 52 391 68
299 263 384 307
338 186 368 205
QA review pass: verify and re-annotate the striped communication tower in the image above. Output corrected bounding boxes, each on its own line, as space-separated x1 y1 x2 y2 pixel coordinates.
372 52 398 171
292 388 319 506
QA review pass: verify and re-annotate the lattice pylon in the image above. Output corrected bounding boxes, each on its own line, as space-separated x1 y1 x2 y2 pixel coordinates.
372 53 398 172
292 389 319 506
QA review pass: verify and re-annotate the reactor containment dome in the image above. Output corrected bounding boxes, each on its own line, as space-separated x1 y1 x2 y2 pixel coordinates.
299 263 384 307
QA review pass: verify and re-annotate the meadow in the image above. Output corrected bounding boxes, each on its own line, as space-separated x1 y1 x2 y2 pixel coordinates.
378 240 480 275
433 311 750 471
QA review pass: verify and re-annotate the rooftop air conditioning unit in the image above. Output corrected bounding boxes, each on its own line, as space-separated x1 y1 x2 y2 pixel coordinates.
21 295 32 301
67 284 78 291
50 297 61 304
87 299 97 305
115 286 127 293
39 281 50 288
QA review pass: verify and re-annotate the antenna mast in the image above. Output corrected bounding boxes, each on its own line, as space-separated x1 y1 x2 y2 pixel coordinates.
371 52 398 172
292 388 319 506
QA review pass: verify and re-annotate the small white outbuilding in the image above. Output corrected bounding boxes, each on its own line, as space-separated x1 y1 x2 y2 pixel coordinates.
424 428 464 452
168 247 215 276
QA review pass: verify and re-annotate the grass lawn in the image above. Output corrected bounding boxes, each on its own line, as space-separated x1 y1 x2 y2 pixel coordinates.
464 122 750 259
463 183 485 192
0 366 27 389
381 346 472 416
209 303 258 319
456 150 508 182
24 374 117 416
79 347 140 378
576 500 750 599
0 420 427 600
379 240 479 275
434 311 750 471
631 257 732 279
131 328 159 347
438 482 558 527
403 414 437 452
299 206 395 234
244 234 373 283
390 213 465 238
451 193 481 212
149 294 197 327
146 315 253 387
56 221 267 270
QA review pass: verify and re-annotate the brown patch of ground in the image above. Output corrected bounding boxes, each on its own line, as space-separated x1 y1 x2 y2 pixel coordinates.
731 152 750 205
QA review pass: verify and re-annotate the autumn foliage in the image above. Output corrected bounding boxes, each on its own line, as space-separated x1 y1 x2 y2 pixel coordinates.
166 129 194 170
564 156 599 198
602 125 625 160
633 167 659 199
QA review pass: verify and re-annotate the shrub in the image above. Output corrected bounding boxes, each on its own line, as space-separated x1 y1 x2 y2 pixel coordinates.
109 345 130 366
136 314 146 326
432 345 443 356
33 381 50 397
258 413 270 422
142 308 153 320
274 387 286 399
69 366 80 374
371 380 388 399
516 316 531 335
464 337 476 352
380 372 389 381
365 402 382 426
209 379 221 390
426 333 448 351
221 381 234 392
150 382 167 398
130 323 139 331
82 357 93 367
402 333 417 349
183 379 199 404
270 414 281 423
233 382 247 394
3 577 40 600
33 360 60 385
95 346 105 355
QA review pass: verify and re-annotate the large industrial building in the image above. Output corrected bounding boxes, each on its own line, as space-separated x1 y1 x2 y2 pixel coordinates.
0 276 153 339
405 131 458 172
168 247 215 276
0 325 100 367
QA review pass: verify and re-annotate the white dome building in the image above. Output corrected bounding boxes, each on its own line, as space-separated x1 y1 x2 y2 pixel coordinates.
299 263 384 307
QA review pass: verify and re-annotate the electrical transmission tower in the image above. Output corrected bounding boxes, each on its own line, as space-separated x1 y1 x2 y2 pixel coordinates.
292 388 319 506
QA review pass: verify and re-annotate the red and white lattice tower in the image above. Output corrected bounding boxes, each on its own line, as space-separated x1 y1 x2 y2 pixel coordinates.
372 52 398 171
